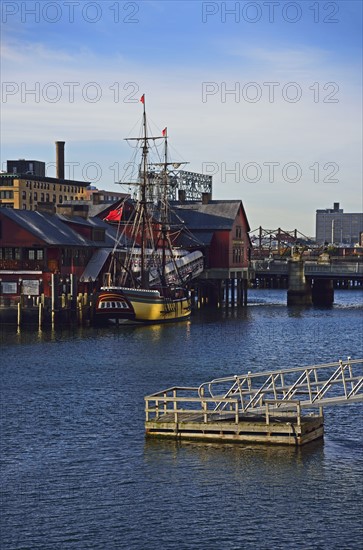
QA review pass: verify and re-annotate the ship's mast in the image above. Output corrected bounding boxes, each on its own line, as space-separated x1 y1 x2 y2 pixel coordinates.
125 97 186 289
161 129 168 285
140 95 148 288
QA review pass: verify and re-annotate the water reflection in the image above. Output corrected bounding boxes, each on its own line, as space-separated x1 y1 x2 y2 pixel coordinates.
143 436 324 469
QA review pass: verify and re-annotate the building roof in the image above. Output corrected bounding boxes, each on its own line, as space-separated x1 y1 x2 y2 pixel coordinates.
177 230 215 248
0 173 89 186
59 214 132 247
0 208 130 248
171 200 247 231
0 209 91 246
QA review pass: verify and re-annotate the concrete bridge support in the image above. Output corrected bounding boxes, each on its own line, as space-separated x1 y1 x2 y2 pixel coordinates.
312 279 334 306
287 258 312 306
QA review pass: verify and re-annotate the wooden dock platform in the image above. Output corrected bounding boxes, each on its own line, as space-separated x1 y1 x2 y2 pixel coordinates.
145 359 362 446
145 388 324 446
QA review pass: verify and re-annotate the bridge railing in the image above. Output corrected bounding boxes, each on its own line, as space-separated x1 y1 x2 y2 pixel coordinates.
304 263 363 275
251 259 363 277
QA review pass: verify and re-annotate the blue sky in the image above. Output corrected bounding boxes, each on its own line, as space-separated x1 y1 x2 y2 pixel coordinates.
1 0 362 235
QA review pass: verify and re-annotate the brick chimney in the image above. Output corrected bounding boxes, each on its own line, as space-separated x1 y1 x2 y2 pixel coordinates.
55 141 65 179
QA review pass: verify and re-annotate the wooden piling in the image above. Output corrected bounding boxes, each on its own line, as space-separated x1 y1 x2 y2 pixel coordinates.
38 302 43 328
17 301 21 327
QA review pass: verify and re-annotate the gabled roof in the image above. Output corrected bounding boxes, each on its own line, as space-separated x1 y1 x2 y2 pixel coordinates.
171 200 247 231
177 230 215 248
0 208 131 248
0 208 91 246
59 214 131 247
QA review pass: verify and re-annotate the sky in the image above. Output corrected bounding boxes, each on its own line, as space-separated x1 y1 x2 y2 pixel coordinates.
1 0 362 236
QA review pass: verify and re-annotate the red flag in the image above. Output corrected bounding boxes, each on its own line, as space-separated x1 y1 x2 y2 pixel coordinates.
162 127 167 137
140 94 145 104
104 206 123 222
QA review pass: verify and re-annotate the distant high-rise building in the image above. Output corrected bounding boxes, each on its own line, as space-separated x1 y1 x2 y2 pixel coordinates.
315 203 363 245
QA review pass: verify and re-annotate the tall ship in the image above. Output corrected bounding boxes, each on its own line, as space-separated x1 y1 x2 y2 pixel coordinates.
95 95 203 324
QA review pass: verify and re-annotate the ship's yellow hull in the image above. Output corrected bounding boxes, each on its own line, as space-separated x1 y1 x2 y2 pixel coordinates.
122 288 191 322
95 287 191 324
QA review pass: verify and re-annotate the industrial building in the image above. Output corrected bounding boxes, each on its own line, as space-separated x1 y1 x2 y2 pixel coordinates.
315 203 363 245
0 142 89 210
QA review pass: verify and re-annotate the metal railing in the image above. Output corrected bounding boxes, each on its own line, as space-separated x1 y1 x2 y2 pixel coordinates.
197 358 363 414
145 359 362 426
251 260 363 277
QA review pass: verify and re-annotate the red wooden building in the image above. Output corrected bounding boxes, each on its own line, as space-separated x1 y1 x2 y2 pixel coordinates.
0 208 126 303
173 199 251 276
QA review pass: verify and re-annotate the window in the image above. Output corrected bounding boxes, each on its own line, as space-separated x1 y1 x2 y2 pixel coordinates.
0 190 14 199
235 226 242 239
46 193 49 201
53 195 56 203
40 193 45 201
0 178 13 187
34 192 38 201
1 248 21 260
22 191 26 199
27 249 43 261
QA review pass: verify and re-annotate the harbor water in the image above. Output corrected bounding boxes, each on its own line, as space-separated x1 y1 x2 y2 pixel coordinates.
1 289 362 549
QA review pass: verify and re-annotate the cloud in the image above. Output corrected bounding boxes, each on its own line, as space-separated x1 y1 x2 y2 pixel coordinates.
1 37 361 234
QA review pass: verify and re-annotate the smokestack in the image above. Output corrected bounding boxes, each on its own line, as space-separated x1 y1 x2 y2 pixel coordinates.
55 141 65 179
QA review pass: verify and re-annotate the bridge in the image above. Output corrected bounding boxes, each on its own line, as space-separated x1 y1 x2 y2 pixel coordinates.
250 255 363 305
251 258 363 279
145 358 363 446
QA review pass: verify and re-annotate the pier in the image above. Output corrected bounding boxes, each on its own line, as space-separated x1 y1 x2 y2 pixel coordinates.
145 358 363 446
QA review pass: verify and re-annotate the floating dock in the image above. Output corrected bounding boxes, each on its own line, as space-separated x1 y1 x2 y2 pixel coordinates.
145 358 363 446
